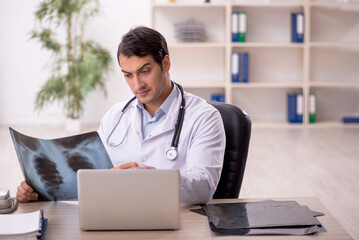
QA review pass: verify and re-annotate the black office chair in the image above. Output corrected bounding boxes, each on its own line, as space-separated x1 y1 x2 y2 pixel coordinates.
208 101 251 199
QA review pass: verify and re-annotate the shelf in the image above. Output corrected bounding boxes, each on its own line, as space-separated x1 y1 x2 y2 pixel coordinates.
309 81 359 87
232 42 304 48
152 2 226 8
180 81 225 88
169 42 226 48
307 121 359 128
252 121 304 128
309 1 359 7
151 0 359 128
232 1 304 7
310 42 359 47
232 82 303 88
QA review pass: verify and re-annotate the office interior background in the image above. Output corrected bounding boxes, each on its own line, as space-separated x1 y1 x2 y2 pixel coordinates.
0 0 358 238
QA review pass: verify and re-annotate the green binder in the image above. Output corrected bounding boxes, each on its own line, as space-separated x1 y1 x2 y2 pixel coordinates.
309 93 316 124
238 12 247 42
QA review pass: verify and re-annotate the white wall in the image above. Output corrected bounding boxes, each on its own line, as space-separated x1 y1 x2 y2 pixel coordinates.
0 0 150 125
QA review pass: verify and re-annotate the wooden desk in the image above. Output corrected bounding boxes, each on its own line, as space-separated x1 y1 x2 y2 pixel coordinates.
15 197 352 240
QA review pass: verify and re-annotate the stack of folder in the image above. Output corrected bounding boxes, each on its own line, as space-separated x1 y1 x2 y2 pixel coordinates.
199 200 326 236
0 209 47 239
231 52 249 83
231 11 247 42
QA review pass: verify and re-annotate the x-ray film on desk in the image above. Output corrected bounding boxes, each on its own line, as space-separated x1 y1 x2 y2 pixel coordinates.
9 128 113 201
201 200 327 236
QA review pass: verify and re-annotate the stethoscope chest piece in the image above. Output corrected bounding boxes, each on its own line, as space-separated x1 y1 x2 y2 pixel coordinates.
166 147 178 160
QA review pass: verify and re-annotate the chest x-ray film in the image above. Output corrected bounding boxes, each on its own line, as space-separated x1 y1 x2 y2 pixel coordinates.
9 128 113 201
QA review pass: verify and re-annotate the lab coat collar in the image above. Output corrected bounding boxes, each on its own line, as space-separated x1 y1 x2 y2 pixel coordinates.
107 84 183 146
134 84 182 141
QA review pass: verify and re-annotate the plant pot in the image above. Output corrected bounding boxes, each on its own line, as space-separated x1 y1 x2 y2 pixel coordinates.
65 118 81 132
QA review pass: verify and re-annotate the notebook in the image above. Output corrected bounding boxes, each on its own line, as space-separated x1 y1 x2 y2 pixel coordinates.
77 169 180 230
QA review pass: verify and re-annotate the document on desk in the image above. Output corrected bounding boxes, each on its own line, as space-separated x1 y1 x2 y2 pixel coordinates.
0 209 47 239
9 128 113 201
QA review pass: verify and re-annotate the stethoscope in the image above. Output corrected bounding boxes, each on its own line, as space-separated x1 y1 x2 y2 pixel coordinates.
106 82 185 161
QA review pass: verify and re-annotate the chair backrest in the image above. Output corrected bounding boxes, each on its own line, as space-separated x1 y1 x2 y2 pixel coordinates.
208 101 251 199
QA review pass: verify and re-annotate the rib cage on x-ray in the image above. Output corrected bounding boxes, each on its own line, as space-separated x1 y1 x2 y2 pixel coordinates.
9 128 113 201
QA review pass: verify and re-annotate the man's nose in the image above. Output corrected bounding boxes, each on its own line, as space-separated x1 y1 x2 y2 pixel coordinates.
133 75 145 90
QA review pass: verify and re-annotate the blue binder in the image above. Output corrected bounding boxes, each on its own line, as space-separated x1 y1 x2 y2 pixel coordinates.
211 94 225 103
287 93 303 123
343 116 359 124
291 13 304 43
240 52 249 83
288 93 297 123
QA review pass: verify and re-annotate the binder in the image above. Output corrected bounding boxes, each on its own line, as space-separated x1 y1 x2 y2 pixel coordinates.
287 93 303 123
231 52 239 82
238 12 247 42
217 93 225 103
287 93 297 123
342 116 359 124
211 94 225 103
240 52 249 83
231 12 239 42
296 93 303 123
309 93 316 123
291 12 304 43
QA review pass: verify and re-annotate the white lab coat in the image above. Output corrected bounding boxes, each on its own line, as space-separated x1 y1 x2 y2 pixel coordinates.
98 87 225 204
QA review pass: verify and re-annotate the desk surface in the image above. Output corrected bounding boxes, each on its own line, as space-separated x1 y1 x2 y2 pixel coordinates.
15 197 352 240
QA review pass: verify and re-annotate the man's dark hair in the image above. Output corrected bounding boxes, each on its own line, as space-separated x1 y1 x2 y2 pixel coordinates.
117 26 169 68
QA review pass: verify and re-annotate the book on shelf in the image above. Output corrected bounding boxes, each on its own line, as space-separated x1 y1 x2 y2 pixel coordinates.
0 209 47 239
309 92 316 124
287 93 303 124
291 12 304 43
231 11 246 42
231 52 249 83
211 93 225 103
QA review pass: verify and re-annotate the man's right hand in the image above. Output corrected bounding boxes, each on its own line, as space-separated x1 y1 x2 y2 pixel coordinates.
16 181 38 203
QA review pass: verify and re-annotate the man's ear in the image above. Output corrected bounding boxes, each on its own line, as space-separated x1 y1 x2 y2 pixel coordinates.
162 55 171 72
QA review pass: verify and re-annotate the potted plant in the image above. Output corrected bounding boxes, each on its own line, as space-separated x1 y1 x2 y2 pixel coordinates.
31 0 112 131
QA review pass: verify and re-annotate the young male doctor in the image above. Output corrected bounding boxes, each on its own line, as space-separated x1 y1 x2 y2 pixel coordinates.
16 26 226 204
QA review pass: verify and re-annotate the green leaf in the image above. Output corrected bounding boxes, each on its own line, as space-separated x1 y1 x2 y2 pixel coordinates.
31 28 62 54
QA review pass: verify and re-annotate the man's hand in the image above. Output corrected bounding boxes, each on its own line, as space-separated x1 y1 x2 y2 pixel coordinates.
16 181 38 203
112 161 155 170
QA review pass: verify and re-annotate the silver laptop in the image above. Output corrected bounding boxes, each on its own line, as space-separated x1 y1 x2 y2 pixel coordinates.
77 169 180 230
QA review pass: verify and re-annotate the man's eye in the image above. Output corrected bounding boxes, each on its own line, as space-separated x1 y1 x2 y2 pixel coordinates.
141 69 150 74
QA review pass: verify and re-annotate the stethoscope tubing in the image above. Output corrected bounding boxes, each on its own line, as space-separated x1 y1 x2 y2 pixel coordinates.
106 82 185 160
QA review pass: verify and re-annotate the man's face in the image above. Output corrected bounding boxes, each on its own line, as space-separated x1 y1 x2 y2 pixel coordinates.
119 54 171 109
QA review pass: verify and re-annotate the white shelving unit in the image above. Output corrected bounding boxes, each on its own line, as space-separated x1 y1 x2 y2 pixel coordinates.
150 0 359 128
